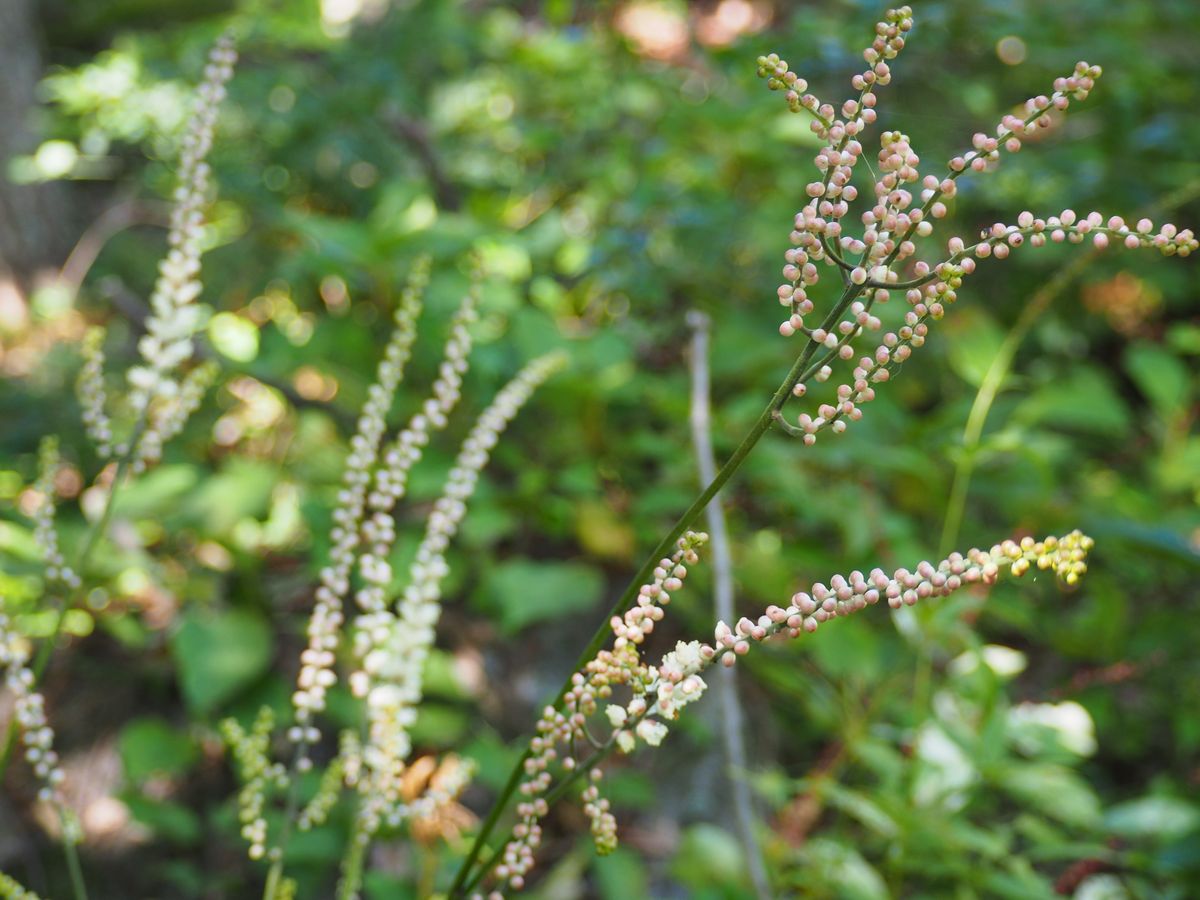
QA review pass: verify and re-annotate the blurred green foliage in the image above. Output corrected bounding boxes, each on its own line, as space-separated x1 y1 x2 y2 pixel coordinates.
1 0 1198 897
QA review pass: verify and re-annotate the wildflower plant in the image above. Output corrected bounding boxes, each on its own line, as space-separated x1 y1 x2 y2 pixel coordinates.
447 5 1194 896
221 253 563 898
1 5 1197 900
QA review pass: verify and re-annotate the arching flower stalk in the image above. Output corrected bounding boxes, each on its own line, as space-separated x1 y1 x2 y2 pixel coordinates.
474 531 709 896
32 439 80 596
471 532 1092 897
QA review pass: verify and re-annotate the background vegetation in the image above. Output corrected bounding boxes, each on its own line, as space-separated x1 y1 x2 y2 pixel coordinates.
1 0 1197 897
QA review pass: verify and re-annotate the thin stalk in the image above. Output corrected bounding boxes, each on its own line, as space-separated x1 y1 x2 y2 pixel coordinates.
447 281 866 897
63 830 89 900
937 256 1089 557
686 311 770 900
938 177 1200 555
337 819 369 900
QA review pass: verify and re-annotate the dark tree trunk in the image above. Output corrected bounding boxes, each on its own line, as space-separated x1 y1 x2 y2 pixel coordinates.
0 0 74 295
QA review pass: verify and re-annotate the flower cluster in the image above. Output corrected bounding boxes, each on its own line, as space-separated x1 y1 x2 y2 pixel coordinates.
755 10 1196 449
221 707 288 862
72 34 237 472
290 258 428 754
127 34 236 419
480 531 709 897
210 246 560 880
350 273 479 670
77 328 113 458
353 352 564 837
0 602 68 813
473 528 1092 896
710 531 1093 665
0 871 43 900
32 438 79 594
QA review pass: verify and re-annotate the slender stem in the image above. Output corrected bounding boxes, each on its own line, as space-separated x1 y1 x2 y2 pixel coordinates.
937 178 1200 555
336 819 369 900
448 282 864 897
63 831 89 900
686 312 770 900
937 256 1089 557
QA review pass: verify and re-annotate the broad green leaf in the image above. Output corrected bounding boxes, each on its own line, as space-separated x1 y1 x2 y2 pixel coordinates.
945 308 1006 388
818 781 900 838
670 823 746 890
1016 366 1131 436
996 763 1101 828
171 609 273 715
123 795 201 845
119 717 198 783
1106 796 1200 841
1123 342 1190 416
800 838 889 900
477 558 603 634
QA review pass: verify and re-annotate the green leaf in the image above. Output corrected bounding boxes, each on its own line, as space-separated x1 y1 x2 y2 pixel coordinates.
184 458 279 536
171 609 273 715
1016 366 1131 436
945 308 1006 388
670 823 746 890
1123 342 1190 416
996 763 1101 828
123 795 202 845
118 717 198 783
818 781 900 838
477 558 604 634
799 838 889 900
1106 796 1200 841
594 846 649 900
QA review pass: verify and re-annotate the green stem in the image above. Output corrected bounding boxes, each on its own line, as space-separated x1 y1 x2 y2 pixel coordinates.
64 836 89 900
336 819 369 900
447 282 866 897
936 258 1087 557
937 178 1200 556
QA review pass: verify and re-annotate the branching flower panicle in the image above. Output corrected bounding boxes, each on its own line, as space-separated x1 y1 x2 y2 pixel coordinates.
474 531 1091 897
755 10 1195 450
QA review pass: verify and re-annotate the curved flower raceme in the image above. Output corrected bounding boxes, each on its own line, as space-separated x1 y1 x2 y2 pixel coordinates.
352 352 564 838
290 258 429 758
473 531 1092 898
756 9 1196 448
32 439 79 595
75 34 238 471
